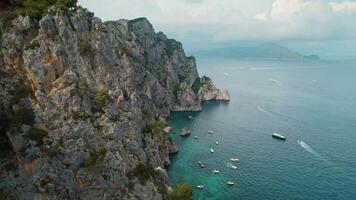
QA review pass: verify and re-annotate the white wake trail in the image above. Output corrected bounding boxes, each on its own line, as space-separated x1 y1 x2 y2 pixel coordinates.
269 78 282 86
298 140 322 158
257 107 274 118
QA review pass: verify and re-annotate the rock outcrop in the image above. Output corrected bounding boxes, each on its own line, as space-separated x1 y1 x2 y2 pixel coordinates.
180 128 191 136
198 76 230 101
0 5 229 200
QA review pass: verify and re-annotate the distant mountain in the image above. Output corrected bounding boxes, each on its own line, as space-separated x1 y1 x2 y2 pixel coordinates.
193 43 320 61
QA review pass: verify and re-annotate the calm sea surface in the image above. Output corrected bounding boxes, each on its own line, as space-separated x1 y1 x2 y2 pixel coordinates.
167 58 356 200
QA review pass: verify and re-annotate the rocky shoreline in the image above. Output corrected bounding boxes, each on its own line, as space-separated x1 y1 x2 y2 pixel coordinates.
0 4 229 200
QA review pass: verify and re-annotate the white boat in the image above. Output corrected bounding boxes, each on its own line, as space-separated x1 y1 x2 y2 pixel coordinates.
272 133 286 141
212 169 220 174
194 136 199 139
227 181 235 186
188 116 193 119
215 141 219 145
208 130 214 134
230 158 239 162
226 162 237 169
210 148 214 153
196 185 204 189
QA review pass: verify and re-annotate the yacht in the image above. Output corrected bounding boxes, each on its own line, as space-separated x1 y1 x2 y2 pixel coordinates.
196 185 204 189
226 162 237 169
212 169 220 174
272 133 286 141
227 181 235 186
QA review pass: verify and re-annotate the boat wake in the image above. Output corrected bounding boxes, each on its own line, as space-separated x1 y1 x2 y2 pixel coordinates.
297 140 321 158
269 78 282 86
297 140 338 168
250 67 274 71
257 107 274 117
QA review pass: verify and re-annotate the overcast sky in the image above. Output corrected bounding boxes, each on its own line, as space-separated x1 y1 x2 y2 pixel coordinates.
78 0 356 59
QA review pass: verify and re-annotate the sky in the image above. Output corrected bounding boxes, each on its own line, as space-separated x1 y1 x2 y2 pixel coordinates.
78 0 356 59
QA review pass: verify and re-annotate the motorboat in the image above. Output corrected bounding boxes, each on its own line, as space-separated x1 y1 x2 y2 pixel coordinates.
226 162 237 169
208 130 214 134
230 158 239 162
227 181 235 186
272 133 286 141
196 185 204 189
194 136 199 139
212 169 220 174
210 148 214 153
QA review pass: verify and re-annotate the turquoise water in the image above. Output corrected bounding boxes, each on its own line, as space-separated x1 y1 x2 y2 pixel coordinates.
167 59 356 200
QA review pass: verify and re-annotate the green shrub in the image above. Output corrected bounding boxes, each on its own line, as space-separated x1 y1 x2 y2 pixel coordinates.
94 90 109 107
168 182 193 200
28 127 47 145
13 107 35 125
55 0 77 12
141 107 151 117
191 77 202 94
82 149 107 168
9 0 77 19
24 40 40 50
45 144 60 157
72 111 90 121
78 78 89 95
130 163 157 185
79 37 91 55
11 82 31 104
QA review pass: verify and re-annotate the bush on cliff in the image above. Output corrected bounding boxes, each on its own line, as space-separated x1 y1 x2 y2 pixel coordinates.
82 149 107 168
94 90 109 107
79 37 91 55
129 163 157 184
78 78 89 95
168 182 193 200
9 0 77 19
13 107 35 125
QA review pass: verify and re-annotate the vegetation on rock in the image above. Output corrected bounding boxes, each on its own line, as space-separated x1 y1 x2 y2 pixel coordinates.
168 182 193 200
10 82 31 104
79 37 91 55
78 78 89 95
129 163 157 184
24 40 40 50
94 90 109 107
7 0 77 19
13 107 35 125
82 148 107 168
191 77 202 94
27 126 47 145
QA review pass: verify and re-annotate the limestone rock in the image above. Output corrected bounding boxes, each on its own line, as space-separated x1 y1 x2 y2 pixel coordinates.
180 128 191 136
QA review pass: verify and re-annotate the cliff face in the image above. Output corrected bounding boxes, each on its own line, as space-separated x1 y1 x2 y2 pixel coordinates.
0 7 229 200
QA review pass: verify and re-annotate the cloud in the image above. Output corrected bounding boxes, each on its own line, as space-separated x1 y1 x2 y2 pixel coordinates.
78 0 356 47
329 1 356 13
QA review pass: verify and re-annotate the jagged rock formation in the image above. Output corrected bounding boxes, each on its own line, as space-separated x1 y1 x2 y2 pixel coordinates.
0 6 230 200
198 76 230 101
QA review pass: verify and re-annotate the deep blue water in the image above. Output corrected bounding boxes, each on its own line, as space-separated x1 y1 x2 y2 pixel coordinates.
167 58 356 200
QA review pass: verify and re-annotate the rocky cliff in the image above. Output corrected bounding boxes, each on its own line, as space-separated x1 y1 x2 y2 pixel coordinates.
0 5 229 200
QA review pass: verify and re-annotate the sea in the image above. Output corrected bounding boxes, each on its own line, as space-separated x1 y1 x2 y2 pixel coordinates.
167 58 356 200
